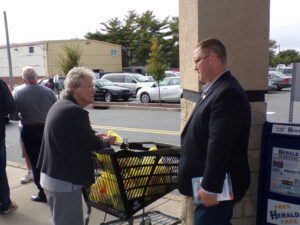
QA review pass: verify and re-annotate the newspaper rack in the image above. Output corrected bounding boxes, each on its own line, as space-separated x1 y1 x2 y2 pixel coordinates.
83 142 181 225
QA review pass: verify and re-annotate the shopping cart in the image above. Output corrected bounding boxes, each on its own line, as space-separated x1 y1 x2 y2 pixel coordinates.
83 142 181 225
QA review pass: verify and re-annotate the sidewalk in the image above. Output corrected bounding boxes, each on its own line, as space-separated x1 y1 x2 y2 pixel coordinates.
0 163 183 225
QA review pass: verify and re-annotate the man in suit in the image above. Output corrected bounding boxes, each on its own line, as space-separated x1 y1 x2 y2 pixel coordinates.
178 38 251 225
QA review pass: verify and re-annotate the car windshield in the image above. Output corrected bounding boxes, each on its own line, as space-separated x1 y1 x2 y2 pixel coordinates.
159 79 170 86
97 79 115 86
282 68 293 74
154 78 180 86
132 74 153 82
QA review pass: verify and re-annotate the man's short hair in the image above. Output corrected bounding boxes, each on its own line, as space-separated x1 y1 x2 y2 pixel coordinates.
62 67 95 97
21 66 38 82
196 38 227 63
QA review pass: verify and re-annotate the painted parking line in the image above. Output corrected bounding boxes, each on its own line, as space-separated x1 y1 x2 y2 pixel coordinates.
91 125 180 136
267 112 276 115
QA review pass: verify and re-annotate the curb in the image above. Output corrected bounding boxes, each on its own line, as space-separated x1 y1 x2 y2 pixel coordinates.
91 102 181 112
7 161 27 170
163 193 183 201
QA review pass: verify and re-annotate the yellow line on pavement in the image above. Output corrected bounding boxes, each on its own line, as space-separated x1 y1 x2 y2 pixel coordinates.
91 125 180 136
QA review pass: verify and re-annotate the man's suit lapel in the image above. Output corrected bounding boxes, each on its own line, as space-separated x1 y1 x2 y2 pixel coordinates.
181 72 231 135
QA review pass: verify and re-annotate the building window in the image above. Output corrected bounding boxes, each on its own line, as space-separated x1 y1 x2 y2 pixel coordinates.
110 50 117 56
29 46 34 53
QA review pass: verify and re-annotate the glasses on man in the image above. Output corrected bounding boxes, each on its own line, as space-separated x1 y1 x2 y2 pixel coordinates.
195 55 210 64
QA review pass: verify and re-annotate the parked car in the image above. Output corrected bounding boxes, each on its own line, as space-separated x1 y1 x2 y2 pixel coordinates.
136 77 182 103
268 71 292 90
38 78 55 89
164 71 180 77
101 73 155 95
277 66 293 77
38 77 65 90
268 80 277 91
93 79 133 102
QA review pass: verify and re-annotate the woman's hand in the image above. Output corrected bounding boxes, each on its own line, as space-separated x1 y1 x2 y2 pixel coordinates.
105 135 116 145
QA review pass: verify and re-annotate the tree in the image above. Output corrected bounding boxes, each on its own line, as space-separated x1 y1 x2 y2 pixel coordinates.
85 10 179 68
277 49 300 65
269 40 278 66
85 11 138 67
133 11 169 65
147 38 166 104
268 40 300 66
57 44 82 76
161 17 179 68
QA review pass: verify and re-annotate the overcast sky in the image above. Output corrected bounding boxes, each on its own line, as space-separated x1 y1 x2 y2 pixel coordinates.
1 0 299 52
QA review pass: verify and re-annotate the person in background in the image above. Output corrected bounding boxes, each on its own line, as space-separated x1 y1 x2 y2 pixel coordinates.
12 83 33 184
178 38 251 225
0 79 17 214
13 66 57 203
37 67 115 225
19 124 33 184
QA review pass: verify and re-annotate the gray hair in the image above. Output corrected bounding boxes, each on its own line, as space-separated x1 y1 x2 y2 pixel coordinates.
21 66 38 82
61 67 95 97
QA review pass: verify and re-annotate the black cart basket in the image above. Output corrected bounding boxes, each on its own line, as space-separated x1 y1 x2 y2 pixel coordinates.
83 142 181 225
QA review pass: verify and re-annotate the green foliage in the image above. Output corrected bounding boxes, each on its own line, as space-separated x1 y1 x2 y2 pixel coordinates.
269 40 300 66
147 38 166 104
147 38 166 81
57 44 82 76
85 10 179 68
269 40 278 57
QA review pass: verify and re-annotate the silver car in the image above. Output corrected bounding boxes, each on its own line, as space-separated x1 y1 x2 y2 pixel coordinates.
101 73 154 95
268 71 292 91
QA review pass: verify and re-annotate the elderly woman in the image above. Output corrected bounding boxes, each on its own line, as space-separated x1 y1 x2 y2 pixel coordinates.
37 67 115 225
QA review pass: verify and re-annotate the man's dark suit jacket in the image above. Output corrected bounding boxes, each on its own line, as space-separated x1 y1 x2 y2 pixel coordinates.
178 71 251 202
37 95 108 186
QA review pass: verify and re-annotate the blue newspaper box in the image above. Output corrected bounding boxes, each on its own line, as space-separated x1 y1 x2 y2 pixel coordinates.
257 121 300 225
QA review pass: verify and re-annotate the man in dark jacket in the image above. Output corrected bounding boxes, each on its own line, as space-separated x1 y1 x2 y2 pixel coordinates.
37 67 115 225
0 79 17 214
178 38 251 225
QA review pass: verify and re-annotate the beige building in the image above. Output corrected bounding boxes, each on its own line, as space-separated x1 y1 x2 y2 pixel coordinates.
0 39 122 85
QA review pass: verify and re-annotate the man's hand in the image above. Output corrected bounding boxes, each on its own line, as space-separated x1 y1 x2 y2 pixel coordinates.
196 188 219 207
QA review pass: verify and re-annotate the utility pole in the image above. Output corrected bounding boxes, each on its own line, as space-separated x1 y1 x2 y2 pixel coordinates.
3 11 14 90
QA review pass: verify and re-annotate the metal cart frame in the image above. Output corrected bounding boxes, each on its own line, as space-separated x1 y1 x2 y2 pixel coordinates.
83 142 181 225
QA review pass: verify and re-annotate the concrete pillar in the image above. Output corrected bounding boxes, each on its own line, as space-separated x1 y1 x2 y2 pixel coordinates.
179 0 270 224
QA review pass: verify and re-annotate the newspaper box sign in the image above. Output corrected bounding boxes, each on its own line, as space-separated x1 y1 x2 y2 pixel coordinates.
257 122 300 225
267 199 300 225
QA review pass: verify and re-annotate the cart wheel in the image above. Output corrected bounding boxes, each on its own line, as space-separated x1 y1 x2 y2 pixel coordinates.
140 217 151 225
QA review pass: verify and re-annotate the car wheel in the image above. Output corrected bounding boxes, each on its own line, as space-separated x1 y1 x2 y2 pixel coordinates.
275 84 281 91
104 92 113 102
122 97 130 101
140 93 151 103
